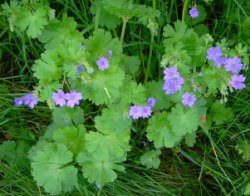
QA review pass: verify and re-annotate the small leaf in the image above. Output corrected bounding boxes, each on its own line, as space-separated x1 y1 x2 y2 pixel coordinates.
168 104 200 137
210 101 234 125
184 132 197 147
146 112 181 148
140 150 161 169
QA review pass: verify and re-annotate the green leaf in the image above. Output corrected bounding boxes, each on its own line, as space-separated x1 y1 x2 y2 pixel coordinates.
38 82 61 102
53 125 86 158
95 106 131 134
117 76 146 109
146 112 181 148
38 17 82 49
184 132 197 147
120 55 140 75
210 101 234 125
140 150 161 169
32 50 63 86
145 80 172 110
0 140 29 168
31 143 78 195
201 66 230 95
91 0 121 29
82 64 125 105
28 140 48 161
85 131 131 160
84 29 122 65
236 140 250 161
77 151 125 185
168 104 200 137
244 182 250 195
16 7 48 38
52 107 84 128
102 0 145 19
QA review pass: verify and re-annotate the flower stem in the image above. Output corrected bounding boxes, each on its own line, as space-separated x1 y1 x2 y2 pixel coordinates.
120 16 128 44
144 0 156 83
182 0 189 21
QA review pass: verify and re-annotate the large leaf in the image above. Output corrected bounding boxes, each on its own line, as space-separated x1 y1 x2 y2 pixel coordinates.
16 7 48 38
31 143 78 195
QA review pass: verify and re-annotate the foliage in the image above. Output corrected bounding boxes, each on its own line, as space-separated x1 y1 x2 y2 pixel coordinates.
1 0 249 195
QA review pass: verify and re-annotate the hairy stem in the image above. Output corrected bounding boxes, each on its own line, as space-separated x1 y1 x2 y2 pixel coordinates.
120 16 128 44
182 0 189 21
144 0 156 83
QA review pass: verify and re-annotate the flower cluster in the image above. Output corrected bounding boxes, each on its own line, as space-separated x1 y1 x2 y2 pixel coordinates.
14 93 38 109
163 67 184 95
128 98 156 120
53 89 82 108
206 46 246 90
96 50 113 71
189 7 199 18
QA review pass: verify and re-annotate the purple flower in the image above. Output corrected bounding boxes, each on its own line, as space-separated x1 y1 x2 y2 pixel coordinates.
230 74 246 90
23 94 38 109
128 105 141 120
182 92 196 107
213 57 227 68
163 67 180 80
189 7 199 18
80 45 86 49
206 47 222 61
163 66 184 95
96 57 109 71
147 98 156 107
163 78 184 95
53 90 66 107
225 57 243 74
140 106 152 118
65 90 82 108
76 65 83 72
14 97 23 107
108 50 112 57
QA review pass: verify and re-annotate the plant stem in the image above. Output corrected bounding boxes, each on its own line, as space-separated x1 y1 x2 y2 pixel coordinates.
120 16 128 44
144 35 154 83
95 5 101 30
182 0 189 22
144 0 156 83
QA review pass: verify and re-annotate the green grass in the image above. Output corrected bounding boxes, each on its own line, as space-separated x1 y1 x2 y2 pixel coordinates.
0 0 249 195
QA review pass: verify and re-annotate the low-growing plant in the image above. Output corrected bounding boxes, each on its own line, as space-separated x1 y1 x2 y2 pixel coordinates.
0 0 249 195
